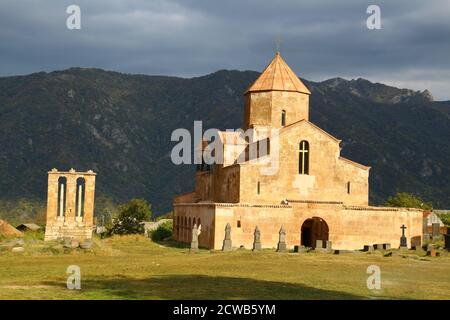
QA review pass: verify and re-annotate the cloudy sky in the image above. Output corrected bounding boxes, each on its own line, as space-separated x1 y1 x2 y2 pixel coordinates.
1 0 449 100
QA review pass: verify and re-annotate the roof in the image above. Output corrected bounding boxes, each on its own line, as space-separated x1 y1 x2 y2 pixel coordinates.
16 223 41 231
217 131 247 145
245 52 311 95
338 157 371 171
0 220 23 237
424 212 444 226
281 119 342 144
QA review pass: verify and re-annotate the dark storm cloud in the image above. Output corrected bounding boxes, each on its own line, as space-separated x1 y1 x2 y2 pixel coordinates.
0 0 449 99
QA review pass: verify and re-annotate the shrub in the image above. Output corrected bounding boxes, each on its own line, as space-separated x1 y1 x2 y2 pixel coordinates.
439 213 450 226
386 192 432 210
108 198 152 236
151 221 173 242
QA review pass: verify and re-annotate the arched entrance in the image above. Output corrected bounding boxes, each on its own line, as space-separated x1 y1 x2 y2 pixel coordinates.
301 217 329 248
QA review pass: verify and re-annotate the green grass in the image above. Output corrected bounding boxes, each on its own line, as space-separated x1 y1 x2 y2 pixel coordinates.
0 235 449 300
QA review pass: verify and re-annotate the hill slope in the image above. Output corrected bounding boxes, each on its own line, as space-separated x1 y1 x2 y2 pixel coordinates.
0 68 449 215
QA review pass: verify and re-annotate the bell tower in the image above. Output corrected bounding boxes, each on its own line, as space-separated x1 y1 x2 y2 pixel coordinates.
243 52 311 131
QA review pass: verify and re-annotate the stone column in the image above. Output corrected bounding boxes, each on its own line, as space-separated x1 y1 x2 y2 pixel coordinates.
83 173 96 227
46 171 59 222
65 174 77 222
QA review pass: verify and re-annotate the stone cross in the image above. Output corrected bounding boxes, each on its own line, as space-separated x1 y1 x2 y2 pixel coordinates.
190 224 199 252
222 223 232 251
253 226 261 251
400 224 408 248
277 226 287 252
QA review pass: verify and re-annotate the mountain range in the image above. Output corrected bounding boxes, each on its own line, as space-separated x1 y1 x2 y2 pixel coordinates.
0 68 449 216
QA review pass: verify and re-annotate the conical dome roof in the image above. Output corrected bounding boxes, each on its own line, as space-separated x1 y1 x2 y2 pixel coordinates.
246 52 310 95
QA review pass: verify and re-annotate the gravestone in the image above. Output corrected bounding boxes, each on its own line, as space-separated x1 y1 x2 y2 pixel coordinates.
432 223 441 239
80 239 92 249
427 247 438 257
374 244 384 250
222 223 232 251
400 224 408 248
325 241 332 250
190 224 199 252
315 240 323 249
252 226 261 251
294 245 308 253
363 245 374 252
276 226 287 252
70 240 79 248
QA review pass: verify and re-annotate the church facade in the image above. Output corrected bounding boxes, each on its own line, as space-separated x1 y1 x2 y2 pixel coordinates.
173 53 423 250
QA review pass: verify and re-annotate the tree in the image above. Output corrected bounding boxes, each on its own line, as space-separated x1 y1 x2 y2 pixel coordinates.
386 192 432 210
108 198 152 235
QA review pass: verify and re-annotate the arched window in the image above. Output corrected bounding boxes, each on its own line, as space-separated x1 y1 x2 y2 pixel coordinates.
299 140 310 175
76 177 85 218
281 110 286 127
57 177 67 217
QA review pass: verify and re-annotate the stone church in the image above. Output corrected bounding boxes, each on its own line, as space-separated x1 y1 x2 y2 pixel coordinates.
173 52 423 250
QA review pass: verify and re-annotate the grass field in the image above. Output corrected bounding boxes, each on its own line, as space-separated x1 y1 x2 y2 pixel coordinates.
0 234 449 300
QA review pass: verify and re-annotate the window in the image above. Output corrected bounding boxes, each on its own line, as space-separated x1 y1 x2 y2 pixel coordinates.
57 177 67 217
257 181 261 195
299 140 310 175
237 220 241 228
281 110 286 127
75 177 85 218
347 182 351 194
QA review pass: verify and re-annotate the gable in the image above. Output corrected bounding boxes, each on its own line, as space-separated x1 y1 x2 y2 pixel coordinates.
280 119 341 145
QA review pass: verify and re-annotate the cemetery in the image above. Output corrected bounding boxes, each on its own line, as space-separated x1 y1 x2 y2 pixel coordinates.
0 53 449 301
0 218 449 299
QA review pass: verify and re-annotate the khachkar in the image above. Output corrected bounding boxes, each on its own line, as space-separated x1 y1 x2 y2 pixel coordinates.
44 168 96 241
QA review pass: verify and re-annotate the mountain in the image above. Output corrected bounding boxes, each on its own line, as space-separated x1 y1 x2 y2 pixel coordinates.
0 68 449 217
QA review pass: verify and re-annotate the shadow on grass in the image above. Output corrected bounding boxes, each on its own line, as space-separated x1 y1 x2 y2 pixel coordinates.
45 274 364 300
153 239 191 249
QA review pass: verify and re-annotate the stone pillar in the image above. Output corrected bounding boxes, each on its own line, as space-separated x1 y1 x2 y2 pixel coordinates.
65 173 77 222
83 172 96 227
46 171 59 221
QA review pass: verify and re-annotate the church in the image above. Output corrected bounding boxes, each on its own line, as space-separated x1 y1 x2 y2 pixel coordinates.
173 52 423 250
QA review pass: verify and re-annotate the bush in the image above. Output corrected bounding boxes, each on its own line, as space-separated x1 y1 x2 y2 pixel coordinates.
386 192 432 210
108 198 152 236
151 221 173 242
439 213 450 226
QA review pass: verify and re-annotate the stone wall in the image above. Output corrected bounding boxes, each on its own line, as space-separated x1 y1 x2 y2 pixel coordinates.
173 203 216 248
237 120 369 206
174 202 423 251
244 91 310 130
